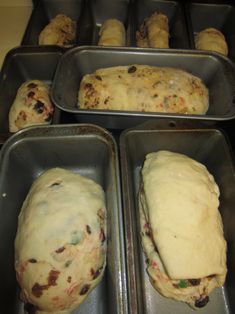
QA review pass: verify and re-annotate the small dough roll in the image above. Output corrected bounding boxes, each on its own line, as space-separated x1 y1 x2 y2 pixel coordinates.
15 168 107 313
195 28 228 56
9 80 54 133
136 11 169 48
39 14 76 47
98 19 126 46
78 65 209 115
139 151 227 309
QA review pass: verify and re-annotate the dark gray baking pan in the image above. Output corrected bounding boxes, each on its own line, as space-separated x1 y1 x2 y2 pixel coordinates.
0 124 127 314
51 46 235 129
21 0 84 46
185 1 235 61
119 119 235 314
0 46 64 137
79 0 132 46
132 0 190 48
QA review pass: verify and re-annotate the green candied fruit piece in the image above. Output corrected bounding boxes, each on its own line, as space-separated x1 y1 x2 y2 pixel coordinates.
177 280 188 288
65 260 72 267
70 231 82 245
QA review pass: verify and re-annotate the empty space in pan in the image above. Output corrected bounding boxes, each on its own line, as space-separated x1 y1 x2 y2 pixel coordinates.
0 124 126 314
120 126 235 314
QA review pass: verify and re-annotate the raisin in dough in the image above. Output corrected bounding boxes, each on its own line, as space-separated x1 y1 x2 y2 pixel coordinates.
39 14 76 47
139 151 227 309
9 80 54 133
78 65 209 115
98 19 126 46
15 168 106 313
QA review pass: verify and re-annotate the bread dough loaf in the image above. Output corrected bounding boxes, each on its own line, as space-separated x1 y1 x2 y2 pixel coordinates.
39 14 76 47
15 168 106 313
78 65 209 115
136 11 169 48
9 80 54 133
98 19 126 46
195 28 228 56
139 151 227 308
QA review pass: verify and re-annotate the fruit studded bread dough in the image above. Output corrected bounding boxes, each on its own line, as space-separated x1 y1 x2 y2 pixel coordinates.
78 65 209 115
15 168 106 313
9 80 54 133
139 185 226 308
136 11 169 48
195 28 228 56
39 14 76 47
98 19 126 46
141 151 227 280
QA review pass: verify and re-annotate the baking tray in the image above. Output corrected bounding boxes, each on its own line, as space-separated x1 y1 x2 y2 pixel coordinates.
132 0 190 48
185 1 235 61
51 46 235 129
22 0 84 46
0 124 127 314
0 46 64 138
119 119 235 314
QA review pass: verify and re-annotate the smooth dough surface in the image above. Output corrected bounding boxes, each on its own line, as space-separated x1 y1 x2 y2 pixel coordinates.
139 151 227 308
9 80 54 133
15 168 106 313
195 28 228 56
78 65 209 115
39 14 76 47
98 19 126 46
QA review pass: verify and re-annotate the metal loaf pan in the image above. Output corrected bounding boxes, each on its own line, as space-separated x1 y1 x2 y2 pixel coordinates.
22 0 84 46
51 46 235 129
132 0 190 48
185 1 235 62
0 46 64 137
119 119 235 314
79 0 132 46
0 124 127 314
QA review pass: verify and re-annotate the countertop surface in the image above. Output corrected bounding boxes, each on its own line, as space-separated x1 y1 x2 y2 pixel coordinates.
0 0 33 68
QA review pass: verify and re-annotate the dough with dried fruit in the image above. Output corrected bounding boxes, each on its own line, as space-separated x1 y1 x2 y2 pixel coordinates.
15 168 106 313
9 80 54 133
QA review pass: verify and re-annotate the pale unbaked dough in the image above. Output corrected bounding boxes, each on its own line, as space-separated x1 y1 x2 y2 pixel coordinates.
136 11 169 48
39 14 76 47
139 151 227 308
195 28 228 56
9 80 54 133
78 65 209 115
15 168 106 313
98 19 126 46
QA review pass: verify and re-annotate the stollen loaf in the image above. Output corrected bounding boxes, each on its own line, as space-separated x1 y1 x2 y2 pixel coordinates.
39 14 76 47
139 151 227 309
136 11 169 48
15 168 107 313
98 19 126 46
195 28 228 56
78 65 209 115
9 80 54 133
